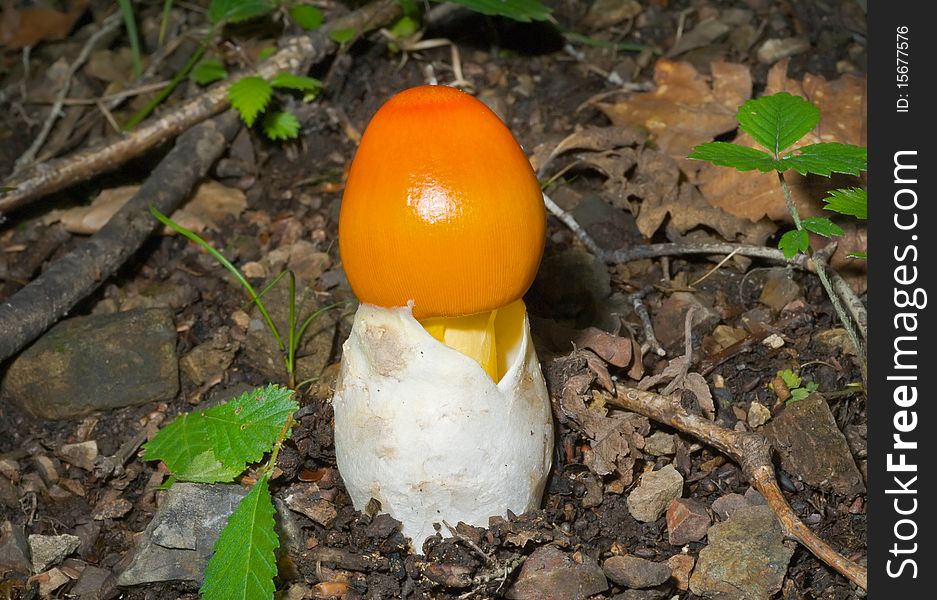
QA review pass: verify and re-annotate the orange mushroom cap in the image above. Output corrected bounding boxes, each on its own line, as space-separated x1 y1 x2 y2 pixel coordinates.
338 85 546 320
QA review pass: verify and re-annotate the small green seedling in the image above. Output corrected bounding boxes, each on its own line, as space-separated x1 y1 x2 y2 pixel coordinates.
225 72 322 140
144 384 298 600
690 92 867 382
774 369 818 404
150 206 342 388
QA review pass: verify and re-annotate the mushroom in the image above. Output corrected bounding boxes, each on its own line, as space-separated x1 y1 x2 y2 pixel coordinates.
333 85 553 546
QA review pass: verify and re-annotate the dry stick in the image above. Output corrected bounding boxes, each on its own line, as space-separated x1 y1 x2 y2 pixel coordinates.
603 385 868 590
0 112 240 364
0 0 402 219
14 13 123 171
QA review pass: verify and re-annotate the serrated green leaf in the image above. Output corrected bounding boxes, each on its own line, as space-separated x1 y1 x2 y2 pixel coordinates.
778 369 802 389
289 4 323 29
329 27 357 43
802 217 843 238
779 229 809 259
201 476 278 600
689 142 779 172
432 0 551 22
200 385 297 470
823 187 867 219
144 385 297 482
780 142 867 176
191 59 228 85
737 92 819 155
229 76 273 127
263 110 301 141
143 413 242 483
270 72 322 93
208 0 276 25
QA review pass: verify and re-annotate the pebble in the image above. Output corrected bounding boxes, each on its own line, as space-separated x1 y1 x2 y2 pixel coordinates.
644 432 676 456
602 554 672 589
710 493 750 520
506 546 608 600
666 498 711 545
28 533 81 573
667 554 695 590
626 465 684 523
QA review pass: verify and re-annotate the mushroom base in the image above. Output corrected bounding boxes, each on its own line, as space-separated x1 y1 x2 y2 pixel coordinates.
332 303 553 548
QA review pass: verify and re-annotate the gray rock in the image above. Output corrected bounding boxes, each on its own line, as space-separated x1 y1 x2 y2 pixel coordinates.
0 520 31 575
71 565 117 599
710 493 750 520
117 483 248 586
689 505 794 599
603 554 671 589
506 546 608 600
28 533 80 573
626 464 684 523
610 590 669 600
758 269 802 311
644 432 676 456
2 308 178 419
666 498 711 546
764 394 866 495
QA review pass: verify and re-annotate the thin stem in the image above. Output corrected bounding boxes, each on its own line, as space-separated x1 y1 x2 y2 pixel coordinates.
777 173 866 385
262 414 295 477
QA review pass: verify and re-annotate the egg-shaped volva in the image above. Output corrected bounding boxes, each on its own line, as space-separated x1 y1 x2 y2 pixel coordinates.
332 301 553 546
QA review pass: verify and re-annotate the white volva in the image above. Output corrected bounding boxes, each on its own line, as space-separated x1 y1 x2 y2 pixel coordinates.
332 303 553 546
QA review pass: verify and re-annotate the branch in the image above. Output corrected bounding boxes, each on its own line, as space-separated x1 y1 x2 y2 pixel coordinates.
0 112 240 364
0 0 401 219
603 385 867 591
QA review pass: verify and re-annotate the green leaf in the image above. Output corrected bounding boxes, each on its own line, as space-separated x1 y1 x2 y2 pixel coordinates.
228 76 273 127
778 229 809 259
778 369 802 389
289 4 323 29
144 385 297 482
802 217 843 238
208 0 277 25
271 72 322 93
142 413 242 483
824 187 867 219
433 0 551 22
258 46 276 61
689 142 779 172
191 59 228 85
201 476 278 600
737 92 820 155
262 110 301 141
848 251 868 260
329 27 356 43
788 387 810 403
780 142 867 176
388 16 420 39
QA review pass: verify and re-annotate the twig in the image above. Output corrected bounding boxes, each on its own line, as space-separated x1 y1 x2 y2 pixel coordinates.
0 113 241 364
0 0 402 219
14 13 123 171
690 247 741 287
542 192 604 257
603 385 867 590
628 286 665 356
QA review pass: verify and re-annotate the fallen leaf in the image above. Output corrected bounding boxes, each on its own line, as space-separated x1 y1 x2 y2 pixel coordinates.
0 0 87 49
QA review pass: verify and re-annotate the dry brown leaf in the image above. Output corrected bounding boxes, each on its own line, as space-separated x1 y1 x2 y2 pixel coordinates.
49 181 247 235
0 0 87 49
537 126 647 175
596 59 751 174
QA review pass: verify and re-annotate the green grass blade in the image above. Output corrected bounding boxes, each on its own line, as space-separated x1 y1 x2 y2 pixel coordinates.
149 206 284 349
159 0 174 46
118 0 143 79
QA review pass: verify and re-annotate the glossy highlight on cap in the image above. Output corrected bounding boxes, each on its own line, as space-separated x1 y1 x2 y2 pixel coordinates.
338 85 546 319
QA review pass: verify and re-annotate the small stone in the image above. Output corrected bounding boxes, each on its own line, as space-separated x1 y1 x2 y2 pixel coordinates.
33 456 60 485
35 566 70 597
666 498 711 546
506 546 608 600
288 241 332 285
758 269 801 311
744 487 767 506
92 495 132 521
644 432 676 456
711 325 746 350
610 590 668 600
284 485 338 528
0 476 18 508
689 505 794 599
0 520 31 575
626 464 684 523
71 565 117 599
667 554 695 590
28 534 81 573
180 343 237 386
710 493 750 520
747 402 771 429
761 333 784 349
757 38 810 64
2 308 178 420
764 394 865 495
602 554 671 589
584 0 643 29
56 441 99 472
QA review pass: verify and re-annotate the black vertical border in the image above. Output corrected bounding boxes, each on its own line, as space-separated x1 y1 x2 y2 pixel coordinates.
868 1 934 595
